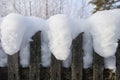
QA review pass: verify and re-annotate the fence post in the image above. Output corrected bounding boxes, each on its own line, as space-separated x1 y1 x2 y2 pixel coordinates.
83 67 93 80
71 33 83 80
8 52 20 80
0 67 8 80
93 52 104 80
62 67 71 80
116 40 120 80
50 55 62 80
40 67 50 80
29 31 41 80
20 67 29 80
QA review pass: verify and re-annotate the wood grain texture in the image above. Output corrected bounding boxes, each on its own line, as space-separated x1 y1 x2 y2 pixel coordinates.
71 33 83 80
50 55 62 80
29 31 41 80
8 52 20 80
93 52 104 80
116 40 120 80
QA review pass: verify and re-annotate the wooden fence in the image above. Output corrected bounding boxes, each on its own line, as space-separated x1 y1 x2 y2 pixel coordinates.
0 31 120 80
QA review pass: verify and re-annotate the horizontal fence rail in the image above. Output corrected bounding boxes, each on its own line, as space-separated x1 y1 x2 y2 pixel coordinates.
0 31 120 80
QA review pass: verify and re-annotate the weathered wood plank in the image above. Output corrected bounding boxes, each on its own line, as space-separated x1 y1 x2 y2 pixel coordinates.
8 52 20 80
116 40 120 80
0 67 8 80
50 55 62 80
40 67 50 80
93 52 104 80
71 33 83 80
29 31 41 80
83 67 93 80
20 67 29 80
62 67 71 80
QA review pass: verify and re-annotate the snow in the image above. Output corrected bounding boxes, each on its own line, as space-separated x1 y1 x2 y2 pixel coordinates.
47 14 93 68
47 14 73 60
1 14 27 55
0 13 51 67
89 9 120 58
47 14 86 60
0 46 7 67
0 18 8 67
0 9 120 71
104 56 116 72
83 32 93 69
88 9 120 71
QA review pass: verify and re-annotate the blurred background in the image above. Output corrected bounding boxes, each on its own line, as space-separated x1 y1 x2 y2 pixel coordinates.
0 0 120 18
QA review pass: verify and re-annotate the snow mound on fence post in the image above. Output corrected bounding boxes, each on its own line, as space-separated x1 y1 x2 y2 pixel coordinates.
0 13 51 67
89 9 120 58
47 14 73 60
0 13 27 55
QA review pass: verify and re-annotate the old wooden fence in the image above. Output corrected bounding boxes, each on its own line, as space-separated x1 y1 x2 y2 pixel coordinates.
0 31 120 80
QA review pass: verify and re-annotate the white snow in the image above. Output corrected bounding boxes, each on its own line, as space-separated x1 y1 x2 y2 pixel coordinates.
88 9 120 71
83 32 93 69
0 18 8 67
0 13 51 67
47 14 86 61
0 9 120 71
89 9 120 58
47 14 93 68
0 42 7 67
1 13 28 55
47 14 73 60
104 56 116 72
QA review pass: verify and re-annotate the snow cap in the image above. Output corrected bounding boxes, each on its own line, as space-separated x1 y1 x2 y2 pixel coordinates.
47 14 72 60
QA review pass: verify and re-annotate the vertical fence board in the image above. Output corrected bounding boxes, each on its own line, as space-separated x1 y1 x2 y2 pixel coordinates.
116 40 120 80
93 52 104 80
62 67 71 80
0 67 8 80
83 67 93 80
1 32 120 80
29 31 41 80
71 33 83 80
20 68 29 80
40 67 50 80
8 52 20 80
50 55 62 80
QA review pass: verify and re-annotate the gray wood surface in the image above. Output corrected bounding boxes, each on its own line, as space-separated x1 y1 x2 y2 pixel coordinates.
8 52 20 80
71 33 83 80
93 52 104 80
29 31 41 80
50 55 62 80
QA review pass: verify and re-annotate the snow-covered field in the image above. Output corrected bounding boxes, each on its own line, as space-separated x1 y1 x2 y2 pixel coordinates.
0 9 120 72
